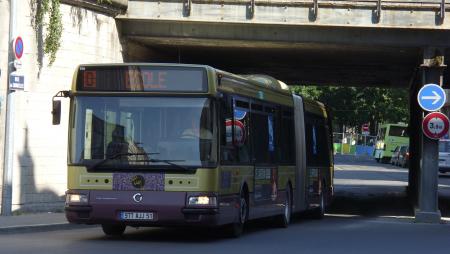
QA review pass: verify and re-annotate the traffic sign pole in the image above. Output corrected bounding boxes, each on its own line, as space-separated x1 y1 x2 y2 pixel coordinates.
2 0 17 216
414 49 446 223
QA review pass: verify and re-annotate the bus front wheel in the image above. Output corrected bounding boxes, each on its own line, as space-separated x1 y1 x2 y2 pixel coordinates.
101 224 126 236
225 192 248 238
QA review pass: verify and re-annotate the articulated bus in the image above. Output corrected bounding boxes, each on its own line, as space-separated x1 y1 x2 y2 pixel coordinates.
53 63 334 237
374 123 409 163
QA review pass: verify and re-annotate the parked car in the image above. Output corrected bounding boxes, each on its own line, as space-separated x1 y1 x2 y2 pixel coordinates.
397 146 409 168
390 146 401 165
439 139 450 174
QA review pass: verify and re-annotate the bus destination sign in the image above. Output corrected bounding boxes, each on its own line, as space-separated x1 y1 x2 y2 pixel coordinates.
77 66 207 92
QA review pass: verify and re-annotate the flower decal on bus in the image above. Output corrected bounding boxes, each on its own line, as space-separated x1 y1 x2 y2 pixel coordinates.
131 175 146 189
113 173 164 191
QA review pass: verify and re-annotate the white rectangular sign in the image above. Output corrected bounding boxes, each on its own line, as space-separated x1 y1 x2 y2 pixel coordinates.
9 73 24 90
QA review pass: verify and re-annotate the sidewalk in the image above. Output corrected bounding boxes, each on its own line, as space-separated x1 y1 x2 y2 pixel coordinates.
0 212 93 234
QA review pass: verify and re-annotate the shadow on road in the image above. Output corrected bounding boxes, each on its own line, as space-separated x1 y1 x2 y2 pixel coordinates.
331 154 450 219
330 154 413 218
439 196 450 217
327 189 413 218
85 216 311 242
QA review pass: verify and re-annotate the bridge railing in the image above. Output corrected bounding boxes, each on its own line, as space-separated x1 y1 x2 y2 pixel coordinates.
125 0 449 28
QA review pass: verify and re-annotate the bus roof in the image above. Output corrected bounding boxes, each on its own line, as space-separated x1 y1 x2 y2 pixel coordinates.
76 62 210 69
380 123 408 128
302 96 328 118
72 63 290 96
70 63 327 116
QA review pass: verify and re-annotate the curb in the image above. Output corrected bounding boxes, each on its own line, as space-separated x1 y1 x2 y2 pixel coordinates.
0 223 97 234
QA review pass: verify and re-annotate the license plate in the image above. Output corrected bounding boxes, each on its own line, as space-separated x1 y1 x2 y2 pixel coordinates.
120 212 154 221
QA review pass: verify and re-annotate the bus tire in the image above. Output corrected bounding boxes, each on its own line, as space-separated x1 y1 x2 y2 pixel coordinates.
312 182 326 219
225 191 248 238
275 186 292 228
101 224 126 236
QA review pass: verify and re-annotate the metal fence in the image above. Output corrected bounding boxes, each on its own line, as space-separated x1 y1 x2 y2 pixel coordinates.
333 132 377 156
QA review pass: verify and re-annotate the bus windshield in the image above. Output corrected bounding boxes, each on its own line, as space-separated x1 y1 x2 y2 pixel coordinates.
70 96 216 169
388 126 407 137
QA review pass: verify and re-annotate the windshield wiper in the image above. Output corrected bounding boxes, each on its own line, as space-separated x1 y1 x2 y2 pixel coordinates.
143 159 190 171
88 152 160 170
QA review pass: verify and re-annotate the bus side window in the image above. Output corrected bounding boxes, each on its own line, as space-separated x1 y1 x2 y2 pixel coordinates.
251 106 269 164
220 94 237 164
305 113 330 167
279 108 295 164
235 106 251 164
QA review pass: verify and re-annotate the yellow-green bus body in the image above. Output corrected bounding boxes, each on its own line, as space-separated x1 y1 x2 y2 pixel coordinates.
63 63 333 232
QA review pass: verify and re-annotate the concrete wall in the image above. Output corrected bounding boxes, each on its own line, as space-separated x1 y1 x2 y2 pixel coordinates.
0 2 124 213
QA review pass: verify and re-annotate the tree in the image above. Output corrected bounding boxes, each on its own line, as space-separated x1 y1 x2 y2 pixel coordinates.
291 86 409 134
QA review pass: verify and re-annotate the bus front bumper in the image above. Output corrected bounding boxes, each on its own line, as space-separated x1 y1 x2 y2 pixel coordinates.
65 190 236 227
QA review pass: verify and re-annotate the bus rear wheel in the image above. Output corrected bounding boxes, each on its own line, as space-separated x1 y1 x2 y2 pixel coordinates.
312 183 326 219
275 187 292 228
101 224 126 236
381 157 390 164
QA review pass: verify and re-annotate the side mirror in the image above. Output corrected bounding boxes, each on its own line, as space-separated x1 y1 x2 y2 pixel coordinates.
52 100 61 125
51 90 71 125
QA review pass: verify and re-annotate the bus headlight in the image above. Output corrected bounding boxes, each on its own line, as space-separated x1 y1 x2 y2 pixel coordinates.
188 196 217 206
66 194 88 204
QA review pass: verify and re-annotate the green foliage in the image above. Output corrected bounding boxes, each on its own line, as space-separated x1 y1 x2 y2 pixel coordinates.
45 0 62 65
34 0 111 65
291 86 409 132
35 0 62 65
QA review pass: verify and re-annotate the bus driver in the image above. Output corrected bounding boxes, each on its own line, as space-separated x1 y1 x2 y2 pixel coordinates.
180 110 212 139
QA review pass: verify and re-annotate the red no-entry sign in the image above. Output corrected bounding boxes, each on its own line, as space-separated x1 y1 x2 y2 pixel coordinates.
362 123 369 132
422 112 450 139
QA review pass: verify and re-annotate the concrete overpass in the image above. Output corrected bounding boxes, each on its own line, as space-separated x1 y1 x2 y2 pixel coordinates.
111 0 450 222
117 0 450 87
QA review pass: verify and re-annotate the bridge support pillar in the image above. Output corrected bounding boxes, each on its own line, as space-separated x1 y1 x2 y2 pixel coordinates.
408 72 420 206
414 47 445 223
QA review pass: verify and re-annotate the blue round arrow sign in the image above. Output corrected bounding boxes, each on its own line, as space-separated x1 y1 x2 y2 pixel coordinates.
417 84 446 112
